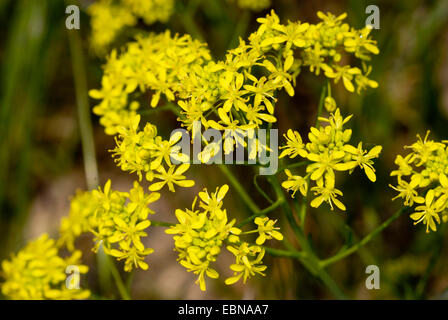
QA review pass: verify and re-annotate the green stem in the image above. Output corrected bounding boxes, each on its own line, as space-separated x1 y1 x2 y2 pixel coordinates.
315 79 328 129
126 272 135 296
150 220 175 227
298 197 307 228
320 207 407 268
253 174 274 204
105 254 131 300
416 225 444 299
278 160 309 172
264 246 306 259
177 0 205 42
227 10 251 49
67 26 99 190
268 175 304 246
218 164 260 213
237 199 283 228
264 246 347 299
266 175 346 299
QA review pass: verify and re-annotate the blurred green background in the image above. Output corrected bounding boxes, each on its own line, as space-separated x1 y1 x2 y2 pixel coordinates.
1 0 448 299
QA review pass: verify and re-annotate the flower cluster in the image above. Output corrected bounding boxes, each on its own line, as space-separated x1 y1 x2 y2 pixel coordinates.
89 31 212 135
280 109 382 211
1 234 90 300
60 180 160 271
166 185 241 290
224 217 282 285
111 115 194 192
88 0 174 55
166 185 283 290
90 10 379 163
390 132 448 232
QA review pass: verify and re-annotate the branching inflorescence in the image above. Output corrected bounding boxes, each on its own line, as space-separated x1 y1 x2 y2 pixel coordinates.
1 8 390 299
165 184 282 290
390 132 448 233
88 0 174 55
1 234 90 300
280 109 382 211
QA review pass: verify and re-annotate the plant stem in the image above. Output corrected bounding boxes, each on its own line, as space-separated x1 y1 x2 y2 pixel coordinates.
218 164 260 213
105 254 131 300
266 175 346 299
177 0 205 42
298 197 307 228
278 160 309 172
150 220 175 227
253 174 274 204
320 207 407 268
227 10 251 49
67 26 99 190
315 79 328 128
268 175 304 246
264 246 347 299
264 246 306 259
237 199 284 227
416 225 445 299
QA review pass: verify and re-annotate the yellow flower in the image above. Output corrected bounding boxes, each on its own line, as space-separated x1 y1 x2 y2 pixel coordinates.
341 143 382 182
111 115 194 188
1 234 90 300
281 169 308 197
87 0 174 55
390 132 448 232
344 27 380 58
316 11 347 26
281 108 381 211
225 243 267 285
324 96 337 112
198 184 229 213
435 173 448 210
149 163 195 192
166 185 241 291
107 245 154 271
242 103 277 126
88 0 136 55
410 190 441 233
254 217 283 245
59 190 98 251
310 176 346 211
390 178 420 207
307 150 346 182
325 65 361 93
60 180 159 272
219 71 248 112
279 129 308 159
146 132 187 170
262 58 295 96
243 76 276 114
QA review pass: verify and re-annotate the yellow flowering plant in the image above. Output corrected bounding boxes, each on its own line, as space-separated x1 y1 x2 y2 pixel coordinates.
1 234 90 300
165 184 282 290
88 0 174 55
280 109 382 211
4 3 440 301
390 132 448 233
